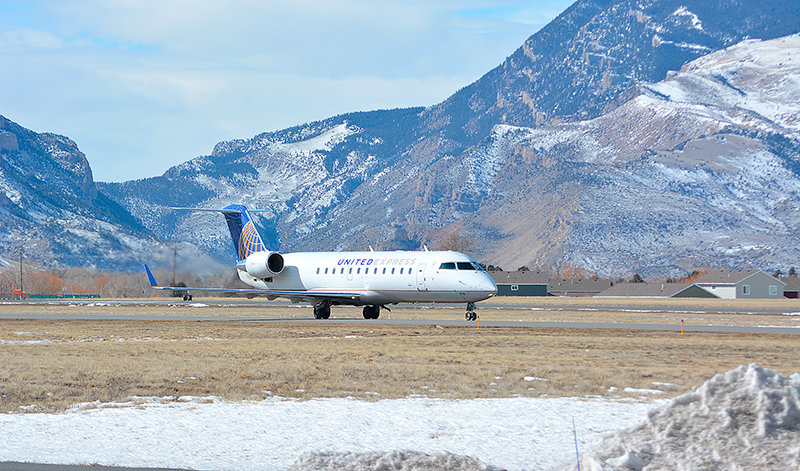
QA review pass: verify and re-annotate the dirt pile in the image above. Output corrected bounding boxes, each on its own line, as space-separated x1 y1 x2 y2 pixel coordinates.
290 450 505 471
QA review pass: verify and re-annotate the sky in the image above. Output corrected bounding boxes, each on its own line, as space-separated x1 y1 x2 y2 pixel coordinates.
0 0 574 182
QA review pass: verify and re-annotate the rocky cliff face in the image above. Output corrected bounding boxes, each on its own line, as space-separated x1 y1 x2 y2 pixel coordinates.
0 116 201 270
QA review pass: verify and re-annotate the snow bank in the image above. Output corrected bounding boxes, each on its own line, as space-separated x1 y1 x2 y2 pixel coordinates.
0 396 659 471
564 365 800 470
290 450 503 471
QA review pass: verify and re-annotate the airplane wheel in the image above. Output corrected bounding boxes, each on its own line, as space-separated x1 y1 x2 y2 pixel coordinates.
465 311 477 321
314 305 330 320
363 305 380 319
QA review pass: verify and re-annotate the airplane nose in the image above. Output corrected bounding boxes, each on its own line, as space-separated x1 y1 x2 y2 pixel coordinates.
483 273 498 295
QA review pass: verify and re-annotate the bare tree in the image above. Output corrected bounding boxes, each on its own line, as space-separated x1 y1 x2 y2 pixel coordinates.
435 231 474 254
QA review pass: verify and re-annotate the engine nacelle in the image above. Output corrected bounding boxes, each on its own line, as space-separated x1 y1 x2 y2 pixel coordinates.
242 251 284 278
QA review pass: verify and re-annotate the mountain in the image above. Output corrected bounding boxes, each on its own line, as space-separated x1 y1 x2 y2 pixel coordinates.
0 115 216 271
460 34 800 276
100 0 800 277
424 0 800 145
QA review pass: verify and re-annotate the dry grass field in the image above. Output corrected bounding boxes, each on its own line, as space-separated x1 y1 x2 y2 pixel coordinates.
1 298 799 414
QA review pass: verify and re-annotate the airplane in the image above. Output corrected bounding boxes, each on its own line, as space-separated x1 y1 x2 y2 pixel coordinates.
145 204 497 320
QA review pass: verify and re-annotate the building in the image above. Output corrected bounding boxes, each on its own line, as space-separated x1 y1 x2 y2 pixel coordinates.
673 269 785 299
597 282 690 298
489 271 548 296
547 278 612 297
488 271 612 297
596 270 788 299
782 276 800 298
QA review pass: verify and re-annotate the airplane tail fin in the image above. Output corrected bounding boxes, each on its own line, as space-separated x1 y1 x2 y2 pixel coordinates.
171 204 266 261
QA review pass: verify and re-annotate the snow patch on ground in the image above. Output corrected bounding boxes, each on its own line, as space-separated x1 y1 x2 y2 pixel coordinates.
0 396 660 471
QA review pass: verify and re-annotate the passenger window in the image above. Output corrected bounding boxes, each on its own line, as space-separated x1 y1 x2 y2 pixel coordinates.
316 268 320 274
357 268 361 274
382 268 386 274
400 268 404 274
340 268 344 274
457 262 477 270
373 268 377 274
324 268 328 274
439 262 456 270
349 268 353 274
391 268 395 274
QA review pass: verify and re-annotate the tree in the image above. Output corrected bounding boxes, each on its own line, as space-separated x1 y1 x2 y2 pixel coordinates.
435 232 474 254
517 266 529 272
631 273 644 283
790 266 797 277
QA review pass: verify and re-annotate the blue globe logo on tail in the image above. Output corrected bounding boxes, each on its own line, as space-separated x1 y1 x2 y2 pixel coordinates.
221 204 266 261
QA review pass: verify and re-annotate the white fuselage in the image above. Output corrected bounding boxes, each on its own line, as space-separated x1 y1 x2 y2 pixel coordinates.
237 250 497 305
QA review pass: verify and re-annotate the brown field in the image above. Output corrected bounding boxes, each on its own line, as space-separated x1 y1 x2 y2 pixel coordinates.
1 298 799 414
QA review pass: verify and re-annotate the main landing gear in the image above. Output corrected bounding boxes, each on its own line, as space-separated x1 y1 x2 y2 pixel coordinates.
362 305 381 319
465 302 478 322
313 303 331 319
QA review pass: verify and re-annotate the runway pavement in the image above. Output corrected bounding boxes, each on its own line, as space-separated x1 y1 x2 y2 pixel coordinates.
4 297 800 315
0 299 798 334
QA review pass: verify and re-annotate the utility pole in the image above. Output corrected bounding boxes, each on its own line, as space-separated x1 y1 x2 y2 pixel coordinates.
18 249 23 295
172 246 178 287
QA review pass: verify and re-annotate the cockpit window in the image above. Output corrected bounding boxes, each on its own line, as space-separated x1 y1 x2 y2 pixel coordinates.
457 262 478 270
439 262 456 269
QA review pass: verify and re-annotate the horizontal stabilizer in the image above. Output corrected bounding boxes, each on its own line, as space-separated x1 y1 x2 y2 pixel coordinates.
170 207 271 213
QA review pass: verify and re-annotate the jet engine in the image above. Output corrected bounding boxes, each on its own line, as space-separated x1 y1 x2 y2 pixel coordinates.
241 251 285 278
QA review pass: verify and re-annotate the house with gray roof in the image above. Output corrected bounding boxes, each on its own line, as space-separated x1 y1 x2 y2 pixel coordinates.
547 278 612 297
597 282 690 298
673 269 785 299
782 276 800 298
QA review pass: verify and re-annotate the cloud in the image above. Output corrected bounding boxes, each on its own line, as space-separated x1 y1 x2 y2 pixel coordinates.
1 28 63 49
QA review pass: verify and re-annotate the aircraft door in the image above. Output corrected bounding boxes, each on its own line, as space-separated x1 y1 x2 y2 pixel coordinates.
416 263 428 291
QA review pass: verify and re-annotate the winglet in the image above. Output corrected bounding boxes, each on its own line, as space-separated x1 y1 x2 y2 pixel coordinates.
144 264 158 287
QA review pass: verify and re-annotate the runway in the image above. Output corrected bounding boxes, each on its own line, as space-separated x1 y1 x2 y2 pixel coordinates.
4 297 800 315
1 299 798 335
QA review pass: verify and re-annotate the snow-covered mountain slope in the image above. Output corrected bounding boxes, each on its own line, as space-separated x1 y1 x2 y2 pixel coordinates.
0 116 216 271
421 0 800 146
100 108 426 259
466 34 800 276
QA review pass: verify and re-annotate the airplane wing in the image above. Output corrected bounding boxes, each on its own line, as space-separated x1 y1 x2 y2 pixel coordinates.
144 265 363 302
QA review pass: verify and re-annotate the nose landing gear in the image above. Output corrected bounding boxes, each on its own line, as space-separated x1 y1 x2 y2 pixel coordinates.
465 302 478 322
